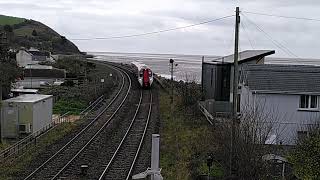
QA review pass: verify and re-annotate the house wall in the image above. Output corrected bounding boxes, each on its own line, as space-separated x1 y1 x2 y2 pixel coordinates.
16 50 34 67
240 85 320 145
202 63 230 101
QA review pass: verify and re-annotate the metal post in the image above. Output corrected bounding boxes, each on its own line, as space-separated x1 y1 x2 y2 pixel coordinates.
282 163 286 180
169 59 174 104
201 56 204 100
230 6 240 176
151 134 160 180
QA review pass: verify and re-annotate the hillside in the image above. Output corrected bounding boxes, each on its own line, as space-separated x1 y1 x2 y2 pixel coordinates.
0 15 80 54
0 15 25 25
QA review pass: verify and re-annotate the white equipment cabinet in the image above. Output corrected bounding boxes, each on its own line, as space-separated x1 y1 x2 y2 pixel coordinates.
1 94 53 138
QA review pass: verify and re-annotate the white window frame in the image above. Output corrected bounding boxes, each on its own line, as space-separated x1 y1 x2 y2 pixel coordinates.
299 95 319 111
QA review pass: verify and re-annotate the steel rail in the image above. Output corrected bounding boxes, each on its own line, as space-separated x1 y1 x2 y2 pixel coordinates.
125 90 153 180
50 67 133 180
24 64 130 180
98 90 153 180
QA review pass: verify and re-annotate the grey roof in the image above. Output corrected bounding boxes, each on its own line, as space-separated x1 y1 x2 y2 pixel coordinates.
3 94 52 103
211 50 275 64
11 89 39 93
245 64 320 94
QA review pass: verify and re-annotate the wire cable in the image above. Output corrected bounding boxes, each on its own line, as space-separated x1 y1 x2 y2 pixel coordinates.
241 13 300 58
240 20 255 49
70 15 235 40
242 11 320 22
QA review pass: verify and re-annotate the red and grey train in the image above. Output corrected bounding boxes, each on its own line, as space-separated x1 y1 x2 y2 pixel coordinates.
131 61 154 88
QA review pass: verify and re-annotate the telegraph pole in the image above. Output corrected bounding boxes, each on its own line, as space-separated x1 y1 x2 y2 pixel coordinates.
0 32 7 143
230 6 240 176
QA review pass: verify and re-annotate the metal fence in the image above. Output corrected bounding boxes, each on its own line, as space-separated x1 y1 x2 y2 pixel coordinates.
0 112 70 162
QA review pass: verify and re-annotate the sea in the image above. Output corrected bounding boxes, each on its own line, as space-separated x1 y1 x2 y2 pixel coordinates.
90 51 320 83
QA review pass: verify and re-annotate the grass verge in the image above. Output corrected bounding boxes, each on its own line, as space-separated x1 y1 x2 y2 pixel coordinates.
159 91 224 180
0 123 75 180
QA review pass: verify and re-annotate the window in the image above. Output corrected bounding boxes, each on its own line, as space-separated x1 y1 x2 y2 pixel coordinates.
311 96 317 108
299 95 318 109
237 94 241 112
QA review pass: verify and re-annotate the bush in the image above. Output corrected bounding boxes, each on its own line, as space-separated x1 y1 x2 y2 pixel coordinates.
53 99 86 115
288 128 320 179
31 29 37 36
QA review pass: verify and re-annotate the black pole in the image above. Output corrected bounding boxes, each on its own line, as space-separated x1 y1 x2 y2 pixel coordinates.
230 6 240 176
170 59 174 104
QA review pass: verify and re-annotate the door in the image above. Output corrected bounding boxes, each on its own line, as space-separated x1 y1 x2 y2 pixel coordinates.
143 69 149 87
2 105 18 138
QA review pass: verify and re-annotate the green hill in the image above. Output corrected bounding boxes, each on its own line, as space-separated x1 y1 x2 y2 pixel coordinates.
0 14 80 54
0 15 25 25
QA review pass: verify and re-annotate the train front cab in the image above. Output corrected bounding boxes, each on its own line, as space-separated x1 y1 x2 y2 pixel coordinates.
140 68 152 89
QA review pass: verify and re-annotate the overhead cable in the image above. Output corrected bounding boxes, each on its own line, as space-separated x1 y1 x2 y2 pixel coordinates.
70 15 235 40
242 11 320 22
240 20 255 49
241 13 300 58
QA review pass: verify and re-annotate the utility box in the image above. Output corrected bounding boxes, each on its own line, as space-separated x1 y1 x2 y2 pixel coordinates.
1 94 53 139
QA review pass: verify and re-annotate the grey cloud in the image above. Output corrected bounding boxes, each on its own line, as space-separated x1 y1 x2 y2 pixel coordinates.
0 0 319 58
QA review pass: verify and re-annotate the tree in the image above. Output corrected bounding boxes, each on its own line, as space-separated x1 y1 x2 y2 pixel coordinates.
60 36 67 44
32 29 38 36
210 100 288 179
0 36 21 143
288 125 320 179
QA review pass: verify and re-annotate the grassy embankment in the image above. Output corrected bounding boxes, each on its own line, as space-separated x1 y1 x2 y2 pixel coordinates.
0 57 117 178
0 123 75 180
159 90 225 179
40 57 115 115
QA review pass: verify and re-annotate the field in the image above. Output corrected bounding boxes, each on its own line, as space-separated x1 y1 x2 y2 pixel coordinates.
14 27 34 36
0 15 25 25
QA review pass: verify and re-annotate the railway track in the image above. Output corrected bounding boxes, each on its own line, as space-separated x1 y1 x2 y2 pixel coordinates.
23 65 132 180
49 90 153 180
100 89 152 180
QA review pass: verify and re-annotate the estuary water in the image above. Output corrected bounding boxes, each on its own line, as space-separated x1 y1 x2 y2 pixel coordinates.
90 51 320 82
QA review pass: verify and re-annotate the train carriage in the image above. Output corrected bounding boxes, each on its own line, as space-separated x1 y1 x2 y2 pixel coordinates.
131 61 154 88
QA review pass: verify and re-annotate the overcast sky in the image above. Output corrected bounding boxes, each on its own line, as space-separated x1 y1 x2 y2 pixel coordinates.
0 0 319 58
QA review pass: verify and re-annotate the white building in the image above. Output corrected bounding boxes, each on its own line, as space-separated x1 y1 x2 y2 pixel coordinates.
1 94 53 138
240 64 320 145
16 48 54 67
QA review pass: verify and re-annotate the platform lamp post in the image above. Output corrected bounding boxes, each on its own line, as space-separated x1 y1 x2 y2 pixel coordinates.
169 59 174 105
169 59 178 105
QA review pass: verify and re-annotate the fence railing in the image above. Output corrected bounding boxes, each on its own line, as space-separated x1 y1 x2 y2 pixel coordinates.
0 112 70 162
198 101 214 125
